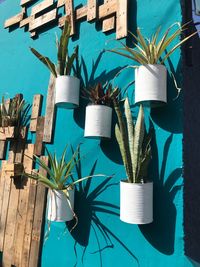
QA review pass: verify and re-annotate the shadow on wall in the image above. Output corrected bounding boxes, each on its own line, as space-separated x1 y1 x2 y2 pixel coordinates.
151 58 183 134
139 133 182 255
66 148 139 267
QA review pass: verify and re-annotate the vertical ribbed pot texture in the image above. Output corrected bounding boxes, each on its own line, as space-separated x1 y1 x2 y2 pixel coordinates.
120 180 153 224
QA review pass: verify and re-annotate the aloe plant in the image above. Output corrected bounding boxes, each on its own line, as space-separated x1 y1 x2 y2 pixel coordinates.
112 95 152 183
107 22 197 65
82 83 115 106
23 146 105 190
30 19 78 78
0 95 30 128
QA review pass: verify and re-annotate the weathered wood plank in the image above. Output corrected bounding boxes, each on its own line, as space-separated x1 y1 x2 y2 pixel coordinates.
21 172 37 267
34 116 45 156
87 0 97 21
29 156 48 267
116 0 128 39
20 16 33 28
21 0 34 6
0 164 12 251
57 0 65 7
31 0 54 16
43 75 55 143
30 94 43 132
102 15 115 32
99 0 117 19
76 5 87 20
29 9 57 32
0 141 7 159
65 1 75 35
0 126 16 140
0 162 7 223
12 144 34 267
4 9 25 28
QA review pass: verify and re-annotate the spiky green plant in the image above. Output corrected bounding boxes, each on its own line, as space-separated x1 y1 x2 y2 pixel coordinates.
23 146 105 190
107 22 197 65
30 19 78 78
82 83 116 106
0 95 30 128
113 96 152 183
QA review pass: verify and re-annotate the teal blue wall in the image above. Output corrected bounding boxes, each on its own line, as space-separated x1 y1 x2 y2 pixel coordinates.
0 0 194 266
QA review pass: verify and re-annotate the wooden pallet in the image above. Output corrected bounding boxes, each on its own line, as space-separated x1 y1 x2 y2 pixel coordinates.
0 94 49 267
4 0 128 39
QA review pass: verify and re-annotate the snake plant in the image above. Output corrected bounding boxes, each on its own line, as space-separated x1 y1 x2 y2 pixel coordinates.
108 22 197 65
23 146 104 190
0 95 30 128
113 95 152 183
30 19 78 78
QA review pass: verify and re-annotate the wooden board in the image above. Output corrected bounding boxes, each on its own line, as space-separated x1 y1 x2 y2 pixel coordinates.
29 9 57 31
21 0 34 6
0 141 7 159
29 156 48 267
102 15 115 32
116 0 128 39
30 94 43 132
43 74 56 143
0 126 16 140
31 0 54 16
12 144 34 267
4 9 25 28
34 116 45 156
87 0 97 21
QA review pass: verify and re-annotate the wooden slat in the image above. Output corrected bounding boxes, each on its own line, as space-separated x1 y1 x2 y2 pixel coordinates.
0 164 12 251
43 75 56 143
12 144 34 267
20 16 33 28
21 175 37 267
0 141 7 159
30 94 43 132
4 10 25 28
87 0 97 21
34 116 45 156
99 0 117 19
76 5 87 20
31 0 54 16
116 0 128 39
102 15 115 32
65 0 75 34
29 156 48 267
0 126 16 140
57 0 65 7
29 9 57 31
0 162 7 222
21 0 34 6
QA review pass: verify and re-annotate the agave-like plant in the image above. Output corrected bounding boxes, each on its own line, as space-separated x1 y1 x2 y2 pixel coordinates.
82 83 118 106
0 95 30 128
112 94 152 183
107 22 197 65
23 146 104 190
30 19 78 78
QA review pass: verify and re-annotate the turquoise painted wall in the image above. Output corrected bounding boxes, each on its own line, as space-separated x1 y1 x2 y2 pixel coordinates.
0 0 194 266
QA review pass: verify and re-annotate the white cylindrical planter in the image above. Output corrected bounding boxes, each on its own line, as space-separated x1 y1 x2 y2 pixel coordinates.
135 64 167 105
55 75 80 109
120 180 153 224
47 188 75 222
84 105 112 139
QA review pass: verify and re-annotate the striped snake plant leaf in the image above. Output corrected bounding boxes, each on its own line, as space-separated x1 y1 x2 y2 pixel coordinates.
133 105 145 183
124 98 135 178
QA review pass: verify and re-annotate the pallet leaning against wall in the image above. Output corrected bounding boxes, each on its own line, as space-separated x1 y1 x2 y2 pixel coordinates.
0 85 54 267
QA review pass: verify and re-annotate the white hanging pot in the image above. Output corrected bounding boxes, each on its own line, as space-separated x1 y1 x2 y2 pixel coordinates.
84 104 112 139
135 64 167 105
120 180 153 224
55 75 80 109
47 188 75 222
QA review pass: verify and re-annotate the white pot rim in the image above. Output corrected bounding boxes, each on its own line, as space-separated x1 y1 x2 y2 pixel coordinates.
120 179 153 184
86 103 112 108
56 75 80 80
136 64 166 68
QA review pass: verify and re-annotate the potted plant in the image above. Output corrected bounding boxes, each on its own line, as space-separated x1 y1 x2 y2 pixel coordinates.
112 92 153 224
30 19 80 109
0 95 29 140
83 83 114 139
23 146 105 222
108 22 197 106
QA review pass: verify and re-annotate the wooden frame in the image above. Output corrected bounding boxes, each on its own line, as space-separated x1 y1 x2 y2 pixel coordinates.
4 0 128 39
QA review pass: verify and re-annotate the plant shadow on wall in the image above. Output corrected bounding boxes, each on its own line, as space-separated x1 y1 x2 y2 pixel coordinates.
151 58 183 133
66 148 139 267
139 133 183 255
